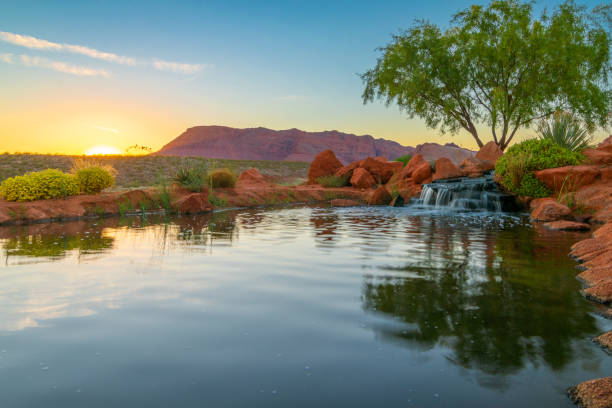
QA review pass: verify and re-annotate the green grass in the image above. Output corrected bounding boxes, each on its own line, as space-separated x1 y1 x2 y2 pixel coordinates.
0 153 309 189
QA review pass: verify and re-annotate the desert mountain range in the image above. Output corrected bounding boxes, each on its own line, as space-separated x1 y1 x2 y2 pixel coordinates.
156 125 474 164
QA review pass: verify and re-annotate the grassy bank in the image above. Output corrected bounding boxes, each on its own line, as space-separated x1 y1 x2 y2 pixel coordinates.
0 154 309 189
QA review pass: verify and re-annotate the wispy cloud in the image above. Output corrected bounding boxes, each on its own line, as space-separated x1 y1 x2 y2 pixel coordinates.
1 52 110 77
152 59 205 75
0 52 13 63
93 125 120 133
0 31 136 65
0 30 205 75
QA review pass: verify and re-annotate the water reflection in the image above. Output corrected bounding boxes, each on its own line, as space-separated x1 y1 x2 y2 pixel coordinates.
361 215 599 383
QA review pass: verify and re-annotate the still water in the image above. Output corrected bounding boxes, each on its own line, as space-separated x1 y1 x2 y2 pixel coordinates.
0 206 610 407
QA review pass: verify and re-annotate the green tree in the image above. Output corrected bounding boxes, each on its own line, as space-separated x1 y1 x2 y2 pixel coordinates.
361 1 611 151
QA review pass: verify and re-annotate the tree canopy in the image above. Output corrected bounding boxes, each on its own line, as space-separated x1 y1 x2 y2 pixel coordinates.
361 0 611 151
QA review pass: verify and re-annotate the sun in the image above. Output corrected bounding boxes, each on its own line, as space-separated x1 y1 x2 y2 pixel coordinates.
85 145 123 156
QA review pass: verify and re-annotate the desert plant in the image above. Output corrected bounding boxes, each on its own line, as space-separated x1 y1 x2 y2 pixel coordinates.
173 164 208 192
495 139 584 197
71 158 116 194
537 112 593 152
315 175 349 188
208 168 236 188
394 155 412 167
0 169 79 202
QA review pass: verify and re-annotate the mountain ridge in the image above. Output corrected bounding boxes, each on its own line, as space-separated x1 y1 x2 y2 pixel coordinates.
155 125 474 164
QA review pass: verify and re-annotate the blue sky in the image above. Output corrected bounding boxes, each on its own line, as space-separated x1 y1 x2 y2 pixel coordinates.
0 0 607 154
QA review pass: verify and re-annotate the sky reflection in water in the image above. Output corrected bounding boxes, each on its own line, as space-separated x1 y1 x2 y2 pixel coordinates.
0 206 610 408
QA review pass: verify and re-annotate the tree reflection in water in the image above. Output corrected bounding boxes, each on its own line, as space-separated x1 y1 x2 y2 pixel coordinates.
361 215 599 382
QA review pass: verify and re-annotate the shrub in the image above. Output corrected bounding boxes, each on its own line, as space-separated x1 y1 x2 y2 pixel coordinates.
72 158 116 194
315 175 349 188
173 164 208 192
495 139 584 197
537 112 593 152
208 168 236 188
394 155 412 167
0 169 79 201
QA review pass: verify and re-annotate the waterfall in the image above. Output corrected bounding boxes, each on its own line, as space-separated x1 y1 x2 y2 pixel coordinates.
413 174 517 212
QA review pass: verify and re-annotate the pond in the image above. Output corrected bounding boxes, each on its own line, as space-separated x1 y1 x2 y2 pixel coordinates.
0 206 610 407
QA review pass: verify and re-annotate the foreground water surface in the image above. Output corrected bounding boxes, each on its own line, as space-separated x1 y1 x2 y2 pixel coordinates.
0 205 611 407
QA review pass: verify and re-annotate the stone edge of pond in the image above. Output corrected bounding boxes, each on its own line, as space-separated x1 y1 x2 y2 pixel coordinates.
0 185 372 227
568 221 612 407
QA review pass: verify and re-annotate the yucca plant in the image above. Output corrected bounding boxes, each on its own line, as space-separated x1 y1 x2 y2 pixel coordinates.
537 112 593 152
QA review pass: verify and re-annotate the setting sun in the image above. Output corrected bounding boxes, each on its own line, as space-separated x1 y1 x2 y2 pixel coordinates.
84 145 123 156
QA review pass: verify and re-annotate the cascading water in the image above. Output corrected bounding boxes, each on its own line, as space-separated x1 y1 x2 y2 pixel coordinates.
411 173 518 212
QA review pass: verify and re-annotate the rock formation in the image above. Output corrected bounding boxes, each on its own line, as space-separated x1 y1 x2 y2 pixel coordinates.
156 125 473 164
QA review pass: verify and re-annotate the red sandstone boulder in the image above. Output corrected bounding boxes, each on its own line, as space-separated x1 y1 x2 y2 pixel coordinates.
307 150 343 184
350 168 376 189
530 198 571 222
359 157 401 184
583 147 612 165
398 154 427 180
544 220 590 231
330 199 361 207
171 193 213 213
475 141 502 168
600 135 612 147
237 168 270 187
595 331 612 352
569 377 612 408
367 185 392 205
459 157 488 178
584 280 612 304
334 161 361 180
601 167 612 182
432 158 462 181
412 162 432 184
534 165 601 192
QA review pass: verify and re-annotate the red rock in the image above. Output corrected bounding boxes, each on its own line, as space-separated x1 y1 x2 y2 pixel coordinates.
237 168 270 187
398 154 427 180
171 193 213 213
334 161 361 179
594 223 612 240
350 168 376 189
602 167 612 182
534 165 601 192
374 156 387 162
359 157 399 184
530 197 553 211
583 148 612 165
459 157 488 178
475 141 502 168
307 150 343 184
594 331 612 351
578 266 612 286
600 135 612 147
530 199 571 222
544 220 590 231
432 158 462 181
330 199 361 207
413 142 474 165
412 162 433 184
569 377 612 408
584 279 612 304
367 185 392 205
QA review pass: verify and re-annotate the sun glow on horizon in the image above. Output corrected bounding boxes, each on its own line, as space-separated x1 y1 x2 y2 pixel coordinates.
85 145 123 156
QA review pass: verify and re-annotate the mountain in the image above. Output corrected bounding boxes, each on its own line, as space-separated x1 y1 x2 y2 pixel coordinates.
155 125 473 164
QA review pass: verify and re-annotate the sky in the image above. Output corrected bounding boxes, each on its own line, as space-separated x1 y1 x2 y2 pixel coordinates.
0 0 608 155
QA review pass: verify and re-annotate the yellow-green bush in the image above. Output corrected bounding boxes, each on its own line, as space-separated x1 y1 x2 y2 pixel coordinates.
0 169 79 201
208 168 236 188
75 167 115 193
71 158 116 194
